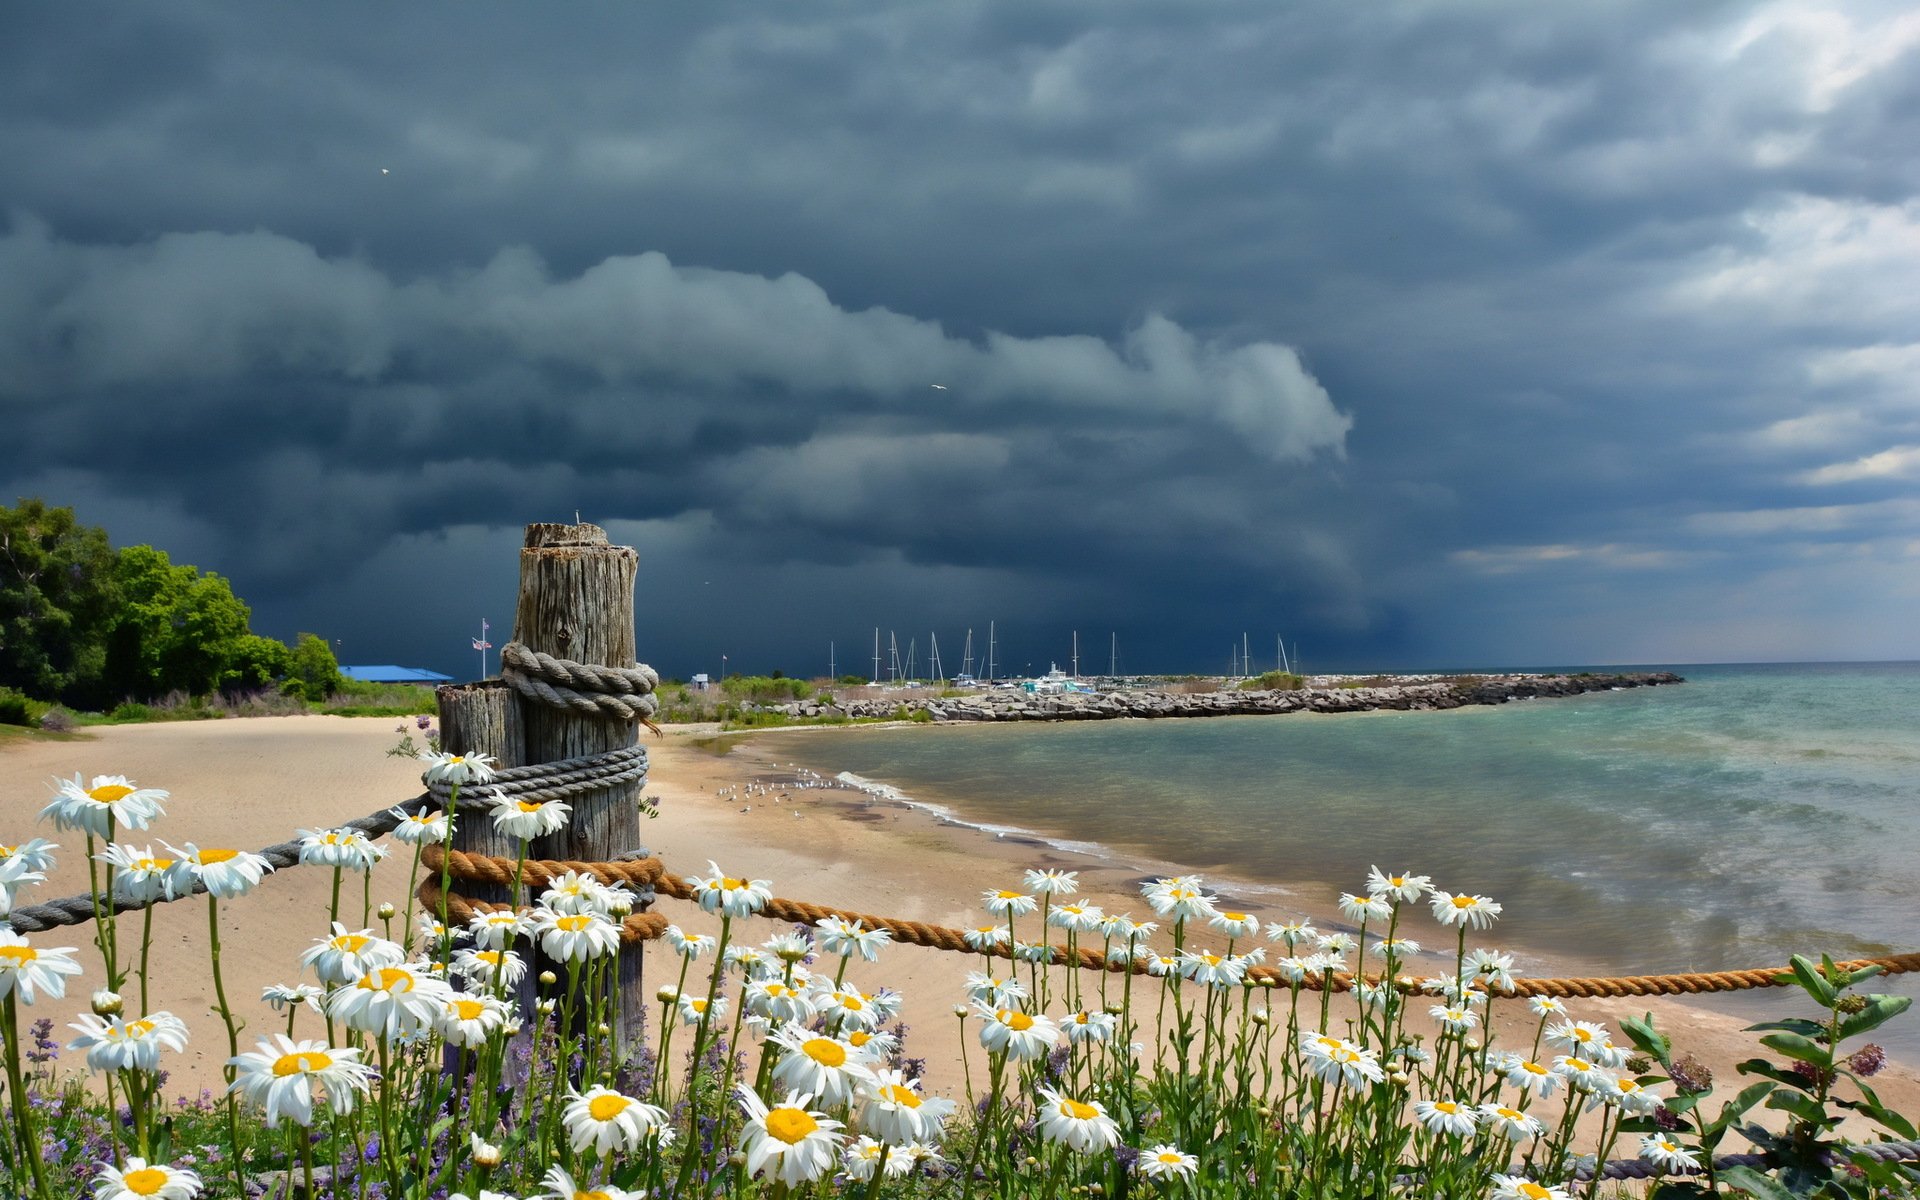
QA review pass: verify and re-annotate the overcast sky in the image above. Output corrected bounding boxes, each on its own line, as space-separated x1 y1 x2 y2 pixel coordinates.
4 1 1918 679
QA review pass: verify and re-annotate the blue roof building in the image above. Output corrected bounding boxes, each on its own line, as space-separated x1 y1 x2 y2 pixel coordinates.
340 665 455 684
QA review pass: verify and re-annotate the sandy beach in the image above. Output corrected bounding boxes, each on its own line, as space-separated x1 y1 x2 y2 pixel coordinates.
3 716 1914 1132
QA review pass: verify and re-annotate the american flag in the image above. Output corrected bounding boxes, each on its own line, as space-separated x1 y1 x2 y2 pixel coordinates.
471 636 492 651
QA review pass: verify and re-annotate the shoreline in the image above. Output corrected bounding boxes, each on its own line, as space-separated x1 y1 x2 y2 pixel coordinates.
2 715 1913 1121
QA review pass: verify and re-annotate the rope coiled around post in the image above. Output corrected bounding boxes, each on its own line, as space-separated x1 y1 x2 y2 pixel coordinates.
424 745 651 808
416 846 1920 997
499 642 660 723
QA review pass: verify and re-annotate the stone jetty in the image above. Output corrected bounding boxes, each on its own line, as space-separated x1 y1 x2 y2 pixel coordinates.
753 671 1684 724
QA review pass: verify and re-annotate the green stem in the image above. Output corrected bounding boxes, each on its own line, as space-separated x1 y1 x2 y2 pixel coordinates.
207 896 248 1200
1 995 52 1200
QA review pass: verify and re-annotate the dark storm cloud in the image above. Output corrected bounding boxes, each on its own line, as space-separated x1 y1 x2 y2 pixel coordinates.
3 0 1918 673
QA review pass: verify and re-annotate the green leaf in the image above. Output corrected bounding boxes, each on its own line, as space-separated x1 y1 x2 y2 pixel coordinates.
1719 1165 1799 1200
1765 1090 1837 1127
1838 994 1910 1042
1665 1091 1702 1116
1785 955 1837 1007
1738 1057 1810 1088
1840 1080 1920 1140
1744 1017 1828 1037
1649 1183 1711 1200
1623 1011 1672 1063
1760 1031 1833 1068
1705 1081 1776 1138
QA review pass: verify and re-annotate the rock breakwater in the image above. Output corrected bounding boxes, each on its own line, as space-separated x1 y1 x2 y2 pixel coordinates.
756 671 1684 724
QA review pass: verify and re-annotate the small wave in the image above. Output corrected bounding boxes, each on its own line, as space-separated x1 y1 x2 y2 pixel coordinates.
832 771 1113 859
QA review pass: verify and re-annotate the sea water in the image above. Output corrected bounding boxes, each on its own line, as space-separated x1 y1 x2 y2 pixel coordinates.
768 663 1920 1048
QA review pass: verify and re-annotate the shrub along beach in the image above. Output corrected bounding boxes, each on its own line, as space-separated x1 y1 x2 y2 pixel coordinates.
1 716 1915 1199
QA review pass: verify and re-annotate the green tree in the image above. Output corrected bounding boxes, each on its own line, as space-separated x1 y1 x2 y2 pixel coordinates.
283 632 343 703
0 499 120 703
103 545 255 700
222 633 293 693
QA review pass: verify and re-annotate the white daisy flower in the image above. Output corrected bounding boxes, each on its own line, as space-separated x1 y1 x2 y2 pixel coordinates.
1338 893 1393 924
227 1035 373 1127
169 844 273 899
689 861 773 917
675 992 727 1026
981 889 1037 918
1137 1143 1198 1180
1429 890 1503 929
95 844 190 904
961 925 1008 952
1063 1010 1116 1044
0 838 59 874
763 931 814 963
66 1011 189 1073
744 979 817 1024
1013 940 1056 965
437 993 510 1048
842 1134 913 1181
1430 1003 1479 1032
769 1025 874 1107
1552 1054 1614 1093
465 910 526 951
1023 868 1079 896
663 925 717 961
301 925 406 989
0 931 82 1004
812 984 882 1032
1144 880 1217 923
726 945 775 978
1180 950 1246 988
817 916 894 963
454 948 526 989
858 1069 955 1144
1365 866 1431 903
963 970 1028 1008
1413 1098 1479 1137
561 1086 669 1155
90 1157 202 1200
737 1087 845 1187
533 911 621 963
1466 948 1518 991
490 794 572 842
295 828 384 872
539 1164 641 1200
1479 1103 1545 1141
1501 1056 1560 1098
1371 937 1421 960
1102 914 1154 941
844 1027 898 1060
1273 956 1311 983
387 807 450 846
1264 918 1317 947
1639 1134 1699 1174
41 774 167 837
1047 902 1106 933
1491 1175 1570 1200
1034 1086 1120 1154
1607 1076 1665 1116
326 964 452 1039
1298 1032 1385 1090
1526 994 1566 1017
1209 909 1262 938
261 983 326 1014
976 1005 1058 1060
1144 953 1183 978
418 751 498 786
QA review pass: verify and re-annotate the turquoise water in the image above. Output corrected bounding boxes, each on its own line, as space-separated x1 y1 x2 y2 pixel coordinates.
769 664 1919 1035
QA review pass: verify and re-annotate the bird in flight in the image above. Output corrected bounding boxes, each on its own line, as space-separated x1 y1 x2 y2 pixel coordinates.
380 168 389 175
930 384 947 390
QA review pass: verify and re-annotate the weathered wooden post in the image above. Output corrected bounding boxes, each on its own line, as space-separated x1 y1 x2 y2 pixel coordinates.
511 522 650 1050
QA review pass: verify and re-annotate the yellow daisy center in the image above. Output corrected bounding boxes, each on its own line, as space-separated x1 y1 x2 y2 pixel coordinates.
1518 1185 1551 1200
1156 1152 1183 1164
1201 954 1222 966
198 849 240 864
765 1107 819 1144
1496 1107 1524 1120
555 916 592 932
0 946 38 965
1315 1036 1342 1051
995 890 1023 900
587 1093 631 1121
272 1050 333 1076
1001 1011 1034 1031
452 999 486 1020
1566 1057 1593 1071
801 1038 846 1067
1225 911 1248 921
334 935 370 952
837 995 864 1010
361 967 413 993
847 1031 871 1047
88 784 135 804
1522 1061 1548 1075
125 1020 156 1037
722 877 748 890
1433 1101 1459 1114
879 1084 921 1108
1451 896 1475 909
121 1167 169 1195
1058 1098 1098 1121
577 1192 611 1200
1390 876 1407 886
516 800 543 813
476 951 502 965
